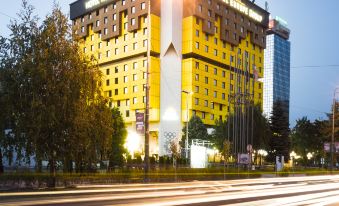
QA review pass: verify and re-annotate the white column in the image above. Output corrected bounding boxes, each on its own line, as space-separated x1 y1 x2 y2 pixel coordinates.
159 0 183 156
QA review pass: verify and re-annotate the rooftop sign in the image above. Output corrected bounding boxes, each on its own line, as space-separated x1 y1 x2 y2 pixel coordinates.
222 0 263 23
85 0 109 10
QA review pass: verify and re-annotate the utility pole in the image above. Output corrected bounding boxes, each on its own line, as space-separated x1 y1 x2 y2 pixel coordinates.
144 0 151 181
331 88 339 172
182 90 192 160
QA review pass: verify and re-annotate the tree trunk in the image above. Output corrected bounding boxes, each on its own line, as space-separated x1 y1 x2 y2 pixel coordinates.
36 155 42 173
0 149 4 174
49 158 56 187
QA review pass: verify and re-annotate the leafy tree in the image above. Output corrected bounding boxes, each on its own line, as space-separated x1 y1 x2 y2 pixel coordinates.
211 104 271 156
0 1 113 180
181 115 209 149
291 117 324 165
109 107 127 168
269 100 291 160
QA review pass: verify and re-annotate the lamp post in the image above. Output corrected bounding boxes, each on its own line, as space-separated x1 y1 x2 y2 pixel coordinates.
331 87 339 172
144 0 151 181
182 90 192 160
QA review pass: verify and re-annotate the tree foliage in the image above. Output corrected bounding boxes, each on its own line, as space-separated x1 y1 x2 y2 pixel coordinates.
269 100 291 160
291 117 325 164
211 104 271 155
109 107 127 168
0 1 121 176
181 115 209 148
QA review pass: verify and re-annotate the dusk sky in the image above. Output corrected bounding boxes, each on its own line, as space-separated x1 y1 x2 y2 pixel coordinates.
1 0 338 127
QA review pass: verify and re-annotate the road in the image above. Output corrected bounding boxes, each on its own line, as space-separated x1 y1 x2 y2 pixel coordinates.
1 175 339 206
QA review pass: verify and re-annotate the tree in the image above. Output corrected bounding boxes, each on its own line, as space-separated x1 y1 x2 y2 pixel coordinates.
211 104 271 156
181 115 209 149
0 1 113 180
291 117 324 165
109 107 127 168
269 100 291 160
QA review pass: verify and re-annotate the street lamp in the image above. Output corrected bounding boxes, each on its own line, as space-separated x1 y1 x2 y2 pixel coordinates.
182 90 193 160
331 87 339 172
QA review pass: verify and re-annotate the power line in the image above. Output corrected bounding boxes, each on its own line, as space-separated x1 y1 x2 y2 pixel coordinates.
291 65 339 69
0 11 18 20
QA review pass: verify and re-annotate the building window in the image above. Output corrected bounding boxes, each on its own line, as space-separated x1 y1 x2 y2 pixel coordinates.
133 97 138 104
115 89 118 95
210 114 214 120
115 67 119 73
133 85 138 92
195 42 199 49
195 86 199 93
205 77 208 84
205 45 208 53
198 4 202 12
202 112 206 119
195 98 199 105
124 87 128 94
106 50 110 57
222 70 225 77
141 2 146 10
106 69 110 75
115 78 118 84
131 18 136 25
204 100 208 107
124 76 128 83
196 29 199 37
131 6 136 14
113 13 117 20
214 91 217 98
195 74 199 81
205 65 208 72
213 79 217 86
124 64 128 71
195 61 199 69
205 88 208 96
133 74 138 81
126 110 130 117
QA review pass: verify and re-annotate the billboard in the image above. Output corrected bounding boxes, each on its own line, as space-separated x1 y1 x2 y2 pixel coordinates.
238 153 250 164
135 112 144 135
324 142 339 153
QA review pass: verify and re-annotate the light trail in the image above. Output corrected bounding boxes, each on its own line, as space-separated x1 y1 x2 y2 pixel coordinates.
0 175 339 206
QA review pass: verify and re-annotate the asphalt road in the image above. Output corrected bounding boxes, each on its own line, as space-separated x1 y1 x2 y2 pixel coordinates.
1 175 339 206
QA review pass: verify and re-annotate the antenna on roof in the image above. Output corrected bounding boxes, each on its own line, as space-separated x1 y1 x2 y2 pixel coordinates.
265 1 269 11
251 0 255 3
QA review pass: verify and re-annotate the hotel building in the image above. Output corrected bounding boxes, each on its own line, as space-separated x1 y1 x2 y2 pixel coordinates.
70 0 269 156
263 17 291 120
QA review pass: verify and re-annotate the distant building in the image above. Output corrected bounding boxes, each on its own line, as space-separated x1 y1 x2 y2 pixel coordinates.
263 17 291 120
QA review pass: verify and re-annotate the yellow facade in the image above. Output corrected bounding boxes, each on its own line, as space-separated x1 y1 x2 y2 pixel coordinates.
76 3 264 129
182 16 264 126
79 14 161 127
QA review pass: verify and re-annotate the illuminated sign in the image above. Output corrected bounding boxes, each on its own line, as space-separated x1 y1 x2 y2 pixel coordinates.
222 0 263 23
85 0 109 10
